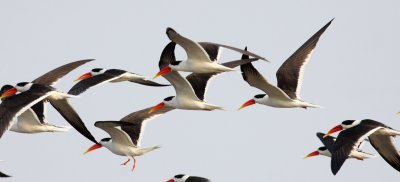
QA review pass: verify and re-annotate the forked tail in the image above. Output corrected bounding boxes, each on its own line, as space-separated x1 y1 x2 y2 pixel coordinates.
45 124 71 132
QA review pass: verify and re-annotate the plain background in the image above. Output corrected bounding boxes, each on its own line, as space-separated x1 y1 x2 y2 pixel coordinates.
0 0 399 181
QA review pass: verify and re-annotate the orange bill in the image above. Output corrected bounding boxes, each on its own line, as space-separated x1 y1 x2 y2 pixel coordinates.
238 99 256 110
149 102 165 113
75 72 92 82
323 125 343 138
153 67 172 79
0 87 17 100
304 151 319 159
83 143 102 155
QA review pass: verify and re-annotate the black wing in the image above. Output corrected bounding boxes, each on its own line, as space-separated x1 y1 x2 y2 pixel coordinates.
49 98 97 143
186 47 258 101
68 69 126 95
186 176 212 182
30 101 46 124
369 134 400 172
0 84 53 138
120 106 174 146
0 171 10 177
159 42 177 69
198 42 221 61
331 123 380 175
129 79 170 87
317 132 336 153
32 59 94 86
276 19 333 99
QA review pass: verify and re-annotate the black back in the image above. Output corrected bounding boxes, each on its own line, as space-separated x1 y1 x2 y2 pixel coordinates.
68 69 126 95
187 176 212 182
316 132 335 153
0 84 54 138
331 120 382 175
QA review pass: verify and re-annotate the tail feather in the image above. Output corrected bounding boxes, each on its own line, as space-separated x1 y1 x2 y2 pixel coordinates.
45 124 71 132
204 103 224 111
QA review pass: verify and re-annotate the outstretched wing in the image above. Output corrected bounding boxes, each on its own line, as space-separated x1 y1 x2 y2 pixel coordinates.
95 121 135 146
33 59 94 86
276 19 332 99
241 51 292 101
50 98 97 143
331 124 380 175
158 42 200 100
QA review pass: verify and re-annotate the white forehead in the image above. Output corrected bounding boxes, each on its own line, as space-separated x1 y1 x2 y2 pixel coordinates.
15 82 33 92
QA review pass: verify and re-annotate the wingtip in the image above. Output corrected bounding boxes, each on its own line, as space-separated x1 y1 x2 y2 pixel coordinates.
166 27 176 34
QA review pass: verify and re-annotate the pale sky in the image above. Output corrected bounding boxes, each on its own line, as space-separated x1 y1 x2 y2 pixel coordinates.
0 0 399 181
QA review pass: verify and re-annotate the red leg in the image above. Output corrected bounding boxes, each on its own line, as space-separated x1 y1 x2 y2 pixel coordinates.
131 158 137 172
120 158 130 166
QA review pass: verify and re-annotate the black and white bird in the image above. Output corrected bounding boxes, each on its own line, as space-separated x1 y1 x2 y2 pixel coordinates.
0 59 92 134
150 42 257 113
84 106 174 172
152 27 266 78
69 68 169 96
0 82 97 143
0 85 70 133
167 174 211 182
304 132 375 160
0 83 58 138
238 19 333 110
324 119 400 175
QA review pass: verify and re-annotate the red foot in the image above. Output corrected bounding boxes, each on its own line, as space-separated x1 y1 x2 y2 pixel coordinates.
131 158 137 172
121 158 130 166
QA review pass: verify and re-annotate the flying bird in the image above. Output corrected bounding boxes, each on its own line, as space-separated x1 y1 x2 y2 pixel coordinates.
167 174 211 182
304 132 375 160
0 59 92 133
0 85 70 133
84 106 174 172
0 82 97 143
150 42 257 113
0 83 56 138
238 19 333 110
324 119 400 175
69 68 170 96
153 27 266 78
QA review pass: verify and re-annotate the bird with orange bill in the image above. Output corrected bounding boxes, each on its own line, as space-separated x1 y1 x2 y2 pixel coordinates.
84 105 173 172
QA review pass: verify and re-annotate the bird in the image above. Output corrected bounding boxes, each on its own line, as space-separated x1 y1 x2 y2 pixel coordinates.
0 59 93 133
238 19 333 110
167 174 211 182
323 119 400 175
1 84 70 133
152 27 267 78
69 68 170 96
0 83 56 138
304 132 375 160
0 82 97 143
150 41 258 113
83 106 174 172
